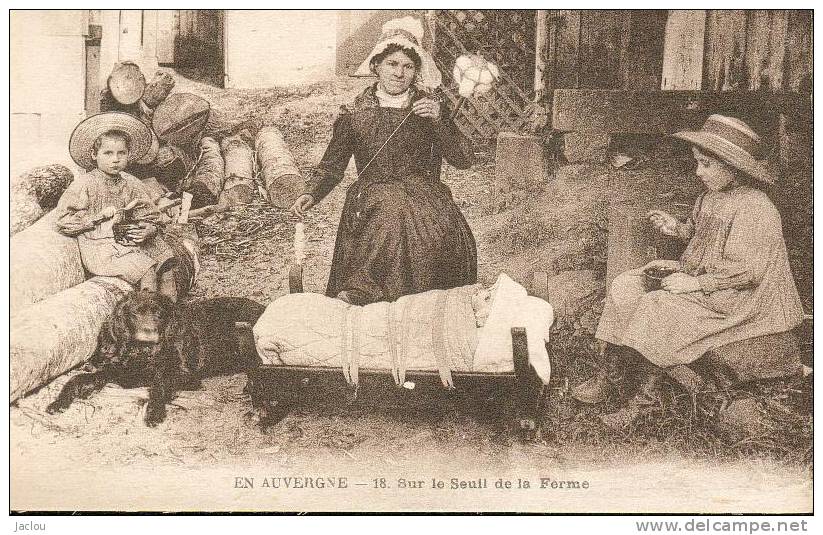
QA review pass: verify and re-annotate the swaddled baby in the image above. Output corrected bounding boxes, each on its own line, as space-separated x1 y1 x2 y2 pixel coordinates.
253 273 553 386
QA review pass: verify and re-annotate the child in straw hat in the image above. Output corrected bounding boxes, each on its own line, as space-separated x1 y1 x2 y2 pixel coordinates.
56 112 178 299
572 114 804 429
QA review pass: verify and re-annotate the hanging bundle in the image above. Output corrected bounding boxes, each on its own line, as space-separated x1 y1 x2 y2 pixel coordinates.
453 54 500 98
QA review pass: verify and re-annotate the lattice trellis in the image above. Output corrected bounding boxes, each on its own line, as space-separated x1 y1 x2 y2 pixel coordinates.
432 10 536 142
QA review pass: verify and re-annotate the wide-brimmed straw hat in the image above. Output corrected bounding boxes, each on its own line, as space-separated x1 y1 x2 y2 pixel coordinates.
672 114 776 184
69 112 153 170
354 16 442 89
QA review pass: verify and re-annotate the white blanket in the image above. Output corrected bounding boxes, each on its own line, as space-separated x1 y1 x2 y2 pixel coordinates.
253 274 553 385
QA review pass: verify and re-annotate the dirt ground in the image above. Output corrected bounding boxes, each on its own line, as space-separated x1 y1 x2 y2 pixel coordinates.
10 71 813 513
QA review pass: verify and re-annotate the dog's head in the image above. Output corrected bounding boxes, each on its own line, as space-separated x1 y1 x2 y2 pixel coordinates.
111 290 177 346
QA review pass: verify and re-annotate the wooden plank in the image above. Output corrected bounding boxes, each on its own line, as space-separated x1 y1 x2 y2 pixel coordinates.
765 11 788 91
531 271 550 303
703 10 748 91
84 30 101 115
661 10 706 90
745 10 788 90
579 10 629 89
256 365 516 380
744 10 770 89
553 10 580 88
622 10 667 90
534 10 549 99
552 89 791 135
785 10 812 93
156 10 176 64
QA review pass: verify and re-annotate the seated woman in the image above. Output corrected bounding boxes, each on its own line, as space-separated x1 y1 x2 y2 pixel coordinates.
289 16 477 306
573 114 804 429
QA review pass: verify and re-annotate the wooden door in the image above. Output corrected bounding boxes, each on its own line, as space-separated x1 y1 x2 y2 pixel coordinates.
156 10 175 64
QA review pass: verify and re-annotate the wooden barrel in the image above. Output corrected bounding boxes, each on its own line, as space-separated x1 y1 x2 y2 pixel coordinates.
255 126 304 208
219 135 255 205
152 93 210 147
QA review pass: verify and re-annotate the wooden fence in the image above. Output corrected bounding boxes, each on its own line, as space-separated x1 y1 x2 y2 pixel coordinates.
432 10 536 142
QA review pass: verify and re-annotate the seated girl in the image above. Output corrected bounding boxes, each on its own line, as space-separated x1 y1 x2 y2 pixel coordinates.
56 112 178 299
573 114 804 429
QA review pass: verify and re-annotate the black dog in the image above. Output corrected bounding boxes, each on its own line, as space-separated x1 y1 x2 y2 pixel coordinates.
46 291 266 426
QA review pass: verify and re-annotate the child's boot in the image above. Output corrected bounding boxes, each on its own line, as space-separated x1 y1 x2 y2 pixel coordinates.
572 344 625 404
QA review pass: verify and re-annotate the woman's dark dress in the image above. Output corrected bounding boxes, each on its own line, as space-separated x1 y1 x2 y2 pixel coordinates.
305 85 477 305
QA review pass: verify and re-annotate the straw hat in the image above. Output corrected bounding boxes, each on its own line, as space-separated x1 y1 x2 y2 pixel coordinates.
672 114 776 184
69 112 153 170
152 93 211 147
107 61 146 105
354 16 442 89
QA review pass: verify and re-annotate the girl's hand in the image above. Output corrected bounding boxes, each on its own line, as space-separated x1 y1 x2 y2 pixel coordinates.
290 194 316 219
647 210 679 236
126 222 157 243
412 98 441 122
661 272 700 294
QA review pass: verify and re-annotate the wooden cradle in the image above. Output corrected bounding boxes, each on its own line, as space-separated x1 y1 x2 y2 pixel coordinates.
244 266 550 441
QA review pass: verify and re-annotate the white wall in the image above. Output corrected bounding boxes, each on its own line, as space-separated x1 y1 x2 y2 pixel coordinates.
10 10 88 176
224 10 338 88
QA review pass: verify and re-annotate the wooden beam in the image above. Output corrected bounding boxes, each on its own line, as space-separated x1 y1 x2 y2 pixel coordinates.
552 89 804 135
745 10 788 91
579 10 629 89
703 10 748 91
661 10 706 90
622 10 668 90
785 10 812 94
553 10 580 88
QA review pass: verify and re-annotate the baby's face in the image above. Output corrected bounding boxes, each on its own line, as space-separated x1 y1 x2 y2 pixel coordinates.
93 137 129 176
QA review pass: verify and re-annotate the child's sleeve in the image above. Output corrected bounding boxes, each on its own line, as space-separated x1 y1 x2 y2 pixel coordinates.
55 179 94 236
676 193 705 242
695 197 784 293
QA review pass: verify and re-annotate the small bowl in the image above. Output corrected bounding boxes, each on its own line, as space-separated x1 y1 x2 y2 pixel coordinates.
113 222 141 246
643 266 678 291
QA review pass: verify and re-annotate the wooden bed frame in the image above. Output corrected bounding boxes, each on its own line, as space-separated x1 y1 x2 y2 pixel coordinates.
245 265 550 441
